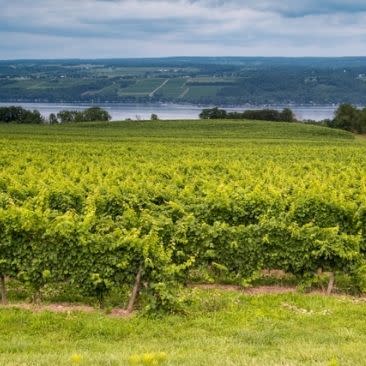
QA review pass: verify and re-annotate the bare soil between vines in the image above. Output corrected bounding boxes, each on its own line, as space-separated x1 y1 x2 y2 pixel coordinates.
1 285 365 317
0 302 131 317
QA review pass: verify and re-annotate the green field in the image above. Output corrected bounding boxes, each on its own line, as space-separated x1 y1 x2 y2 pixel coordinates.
118 79 167 96
0 118 353 140
156 78 187 98
184 85 222 98
1 120 366 365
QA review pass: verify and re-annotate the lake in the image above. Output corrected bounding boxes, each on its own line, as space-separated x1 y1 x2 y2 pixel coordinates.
0 102 338 122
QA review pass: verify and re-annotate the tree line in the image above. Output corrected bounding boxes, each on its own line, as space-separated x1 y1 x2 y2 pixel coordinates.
50 107 111 123
199 107 296 122
326 104 366 134
200 104 366 134
0 106 111 124
0 106 44 124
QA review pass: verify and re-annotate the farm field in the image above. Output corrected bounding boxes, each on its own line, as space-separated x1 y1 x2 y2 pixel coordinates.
156 78 187 98
1 120 366 365
117 79 166 96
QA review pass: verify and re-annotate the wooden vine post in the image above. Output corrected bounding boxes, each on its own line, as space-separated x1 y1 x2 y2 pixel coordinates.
327 272 335 295
126 266 143 314
0 275 7 305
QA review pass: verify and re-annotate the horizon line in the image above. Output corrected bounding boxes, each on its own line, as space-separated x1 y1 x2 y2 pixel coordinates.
2 55 366 62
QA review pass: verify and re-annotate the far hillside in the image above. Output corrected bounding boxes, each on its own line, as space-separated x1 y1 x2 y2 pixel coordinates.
2 57 366 105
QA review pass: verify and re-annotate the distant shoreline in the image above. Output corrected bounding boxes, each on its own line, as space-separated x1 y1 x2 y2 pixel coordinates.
0 102 339 121
0 100 341 108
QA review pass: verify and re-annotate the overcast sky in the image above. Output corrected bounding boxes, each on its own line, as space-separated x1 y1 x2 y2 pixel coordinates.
1 0 366 59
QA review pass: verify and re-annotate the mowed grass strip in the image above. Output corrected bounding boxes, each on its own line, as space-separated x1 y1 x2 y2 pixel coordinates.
1 291 366 366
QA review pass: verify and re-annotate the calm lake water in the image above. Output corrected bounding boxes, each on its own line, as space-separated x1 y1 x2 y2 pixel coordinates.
0 102 338 122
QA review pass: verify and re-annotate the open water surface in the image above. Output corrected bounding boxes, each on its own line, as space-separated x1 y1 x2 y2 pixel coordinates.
0 102 338 122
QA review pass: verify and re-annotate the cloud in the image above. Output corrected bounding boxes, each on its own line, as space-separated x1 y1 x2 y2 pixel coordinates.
208 0 366 17
0 0 366 58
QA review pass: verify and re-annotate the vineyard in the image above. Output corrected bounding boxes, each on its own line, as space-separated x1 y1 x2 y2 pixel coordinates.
0 120 366 311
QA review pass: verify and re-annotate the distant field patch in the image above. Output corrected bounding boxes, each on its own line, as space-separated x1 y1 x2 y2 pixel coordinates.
187 77 237 85
155 78 187 98
183 85 223 98
118 78 166 96
82 84 119 97
95 67 163 77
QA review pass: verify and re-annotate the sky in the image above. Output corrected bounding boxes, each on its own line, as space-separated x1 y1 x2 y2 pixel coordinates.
1 0 366 59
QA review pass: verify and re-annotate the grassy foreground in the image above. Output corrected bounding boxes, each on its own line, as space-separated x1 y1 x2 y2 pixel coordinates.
1 290 366 366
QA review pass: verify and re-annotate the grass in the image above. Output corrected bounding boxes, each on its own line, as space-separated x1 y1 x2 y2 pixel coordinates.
1 290 366 365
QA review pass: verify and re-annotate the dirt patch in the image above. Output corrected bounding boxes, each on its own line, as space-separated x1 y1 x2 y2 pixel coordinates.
191 284 243 292
0 302 131 318
1 302 95 313
110 308 131 317
355 134 366 141
245 285 296 295
191 283 296 294
1 286 364 316
192 283 366 299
